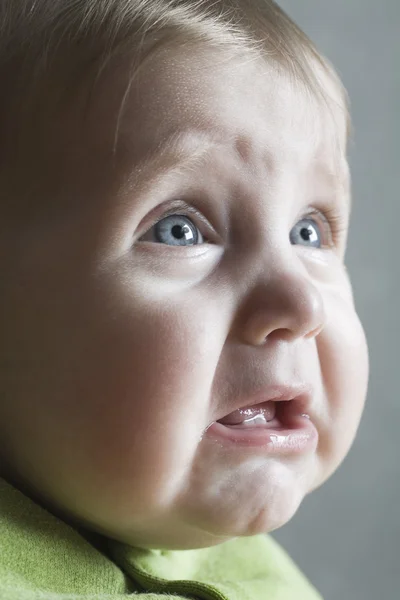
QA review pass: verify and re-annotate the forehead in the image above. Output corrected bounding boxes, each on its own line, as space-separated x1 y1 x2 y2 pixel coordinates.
91 45 349 193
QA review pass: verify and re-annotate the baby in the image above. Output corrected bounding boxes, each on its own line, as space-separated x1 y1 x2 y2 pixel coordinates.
0 0 369 598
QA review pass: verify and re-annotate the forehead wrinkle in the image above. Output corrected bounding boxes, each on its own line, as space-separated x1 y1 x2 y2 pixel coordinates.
232 133 277 181
121 124 350 214
121 129 225 191
231 127 349 212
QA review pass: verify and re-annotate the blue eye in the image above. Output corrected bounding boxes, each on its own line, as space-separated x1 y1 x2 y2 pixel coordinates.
290 218 322 248
140 208 335 249
145 214 204 246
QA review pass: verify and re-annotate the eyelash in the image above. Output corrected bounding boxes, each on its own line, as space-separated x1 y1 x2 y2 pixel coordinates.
142 200 347 249
302 206 347 248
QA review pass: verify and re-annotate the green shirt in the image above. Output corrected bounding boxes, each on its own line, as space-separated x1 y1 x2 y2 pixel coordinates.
0 477 323 599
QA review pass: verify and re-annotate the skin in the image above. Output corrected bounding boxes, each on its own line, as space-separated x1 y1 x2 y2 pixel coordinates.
0 45 369 550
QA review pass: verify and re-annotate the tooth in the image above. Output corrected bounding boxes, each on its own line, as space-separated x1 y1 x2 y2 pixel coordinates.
236 413 267 427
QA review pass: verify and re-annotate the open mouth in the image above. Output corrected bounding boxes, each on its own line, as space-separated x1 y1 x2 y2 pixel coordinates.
205 395 318 453
216 397 306 430
216 400 282 429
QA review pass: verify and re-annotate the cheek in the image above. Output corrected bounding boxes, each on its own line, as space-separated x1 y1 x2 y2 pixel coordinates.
316 297 369 481
1 238 225 517
71 291 222 507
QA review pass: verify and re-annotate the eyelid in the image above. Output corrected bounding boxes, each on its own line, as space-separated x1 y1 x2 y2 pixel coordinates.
303 206 348 249
138 199 217 242
139 197 348 249
303 209 333 247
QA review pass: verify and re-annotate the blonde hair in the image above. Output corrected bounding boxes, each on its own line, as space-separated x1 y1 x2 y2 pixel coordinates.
0 0 349 161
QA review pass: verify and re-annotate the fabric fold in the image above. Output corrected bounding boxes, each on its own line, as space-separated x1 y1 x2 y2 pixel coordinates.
0 477 322 599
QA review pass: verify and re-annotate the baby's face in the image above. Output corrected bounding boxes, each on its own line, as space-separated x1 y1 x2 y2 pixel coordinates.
0 46 368 549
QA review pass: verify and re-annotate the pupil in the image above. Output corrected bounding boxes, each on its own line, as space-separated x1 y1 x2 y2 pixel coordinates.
301 227 311 241
172 225 186 239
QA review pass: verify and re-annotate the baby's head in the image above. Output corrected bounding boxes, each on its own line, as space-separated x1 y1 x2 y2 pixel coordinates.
0 0 368 550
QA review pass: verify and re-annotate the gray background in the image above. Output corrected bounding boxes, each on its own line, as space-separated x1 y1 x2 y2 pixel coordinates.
272 1 399 598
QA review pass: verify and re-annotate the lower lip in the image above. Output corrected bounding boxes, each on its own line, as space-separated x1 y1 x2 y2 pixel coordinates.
205 415 318 455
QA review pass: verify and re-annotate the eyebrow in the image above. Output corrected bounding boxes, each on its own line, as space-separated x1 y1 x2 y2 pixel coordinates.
124 128 351 211
138 130 223 179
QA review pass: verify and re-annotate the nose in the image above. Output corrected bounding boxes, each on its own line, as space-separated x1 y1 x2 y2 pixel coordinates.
240 270 326 345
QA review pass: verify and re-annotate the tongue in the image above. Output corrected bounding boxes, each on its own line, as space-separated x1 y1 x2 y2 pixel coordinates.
218 402 276 426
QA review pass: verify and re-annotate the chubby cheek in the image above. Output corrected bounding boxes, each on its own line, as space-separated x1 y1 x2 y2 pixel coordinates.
2 253 223 530
74 289 220 516
314 297 369 488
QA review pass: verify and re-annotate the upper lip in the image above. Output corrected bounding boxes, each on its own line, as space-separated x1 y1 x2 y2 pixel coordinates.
215 383 313 422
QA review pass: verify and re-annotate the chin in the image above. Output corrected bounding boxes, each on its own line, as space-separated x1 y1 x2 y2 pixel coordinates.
246 497 303 536
193 492 305 544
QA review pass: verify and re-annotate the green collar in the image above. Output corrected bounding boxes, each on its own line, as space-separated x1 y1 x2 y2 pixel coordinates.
0 477 322 599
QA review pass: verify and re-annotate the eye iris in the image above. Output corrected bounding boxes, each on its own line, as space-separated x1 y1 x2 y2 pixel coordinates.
290 219 321 248
155 215 198 246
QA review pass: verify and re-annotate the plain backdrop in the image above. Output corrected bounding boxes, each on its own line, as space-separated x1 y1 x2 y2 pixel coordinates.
272 1 399 599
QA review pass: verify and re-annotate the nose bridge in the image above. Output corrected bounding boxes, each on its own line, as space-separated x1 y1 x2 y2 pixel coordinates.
238 256 326 345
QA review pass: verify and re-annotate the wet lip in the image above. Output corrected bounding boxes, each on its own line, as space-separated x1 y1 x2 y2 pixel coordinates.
205 384 318 453
215 383 313 422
